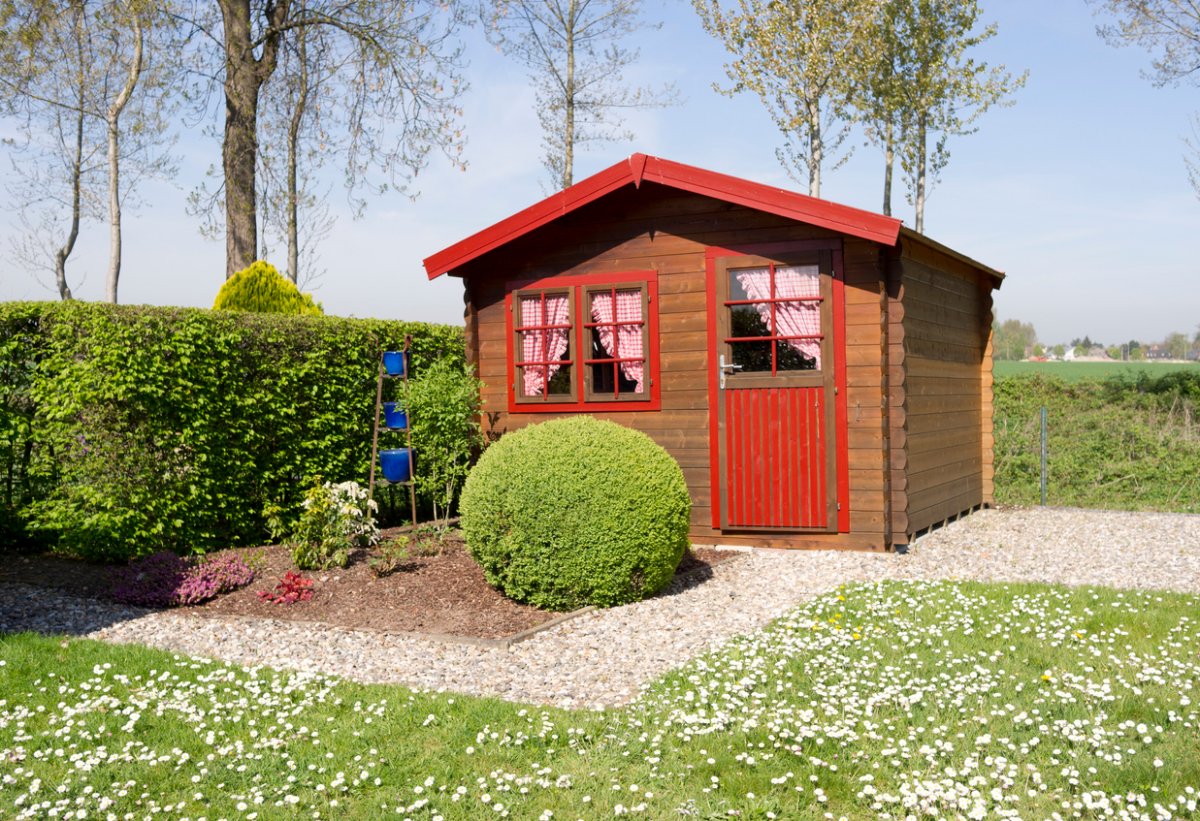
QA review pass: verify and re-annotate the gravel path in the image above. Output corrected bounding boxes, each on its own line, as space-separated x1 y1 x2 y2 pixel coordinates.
3 507 1198 709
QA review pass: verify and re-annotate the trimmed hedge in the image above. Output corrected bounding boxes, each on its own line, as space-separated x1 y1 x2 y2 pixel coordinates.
460 416 691 611
0 301 464 561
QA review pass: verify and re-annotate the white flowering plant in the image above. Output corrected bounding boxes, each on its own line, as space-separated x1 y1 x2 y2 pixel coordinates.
271 478 380 570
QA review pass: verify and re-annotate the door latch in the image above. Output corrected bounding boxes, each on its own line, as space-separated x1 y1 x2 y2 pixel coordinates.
718 354 743 389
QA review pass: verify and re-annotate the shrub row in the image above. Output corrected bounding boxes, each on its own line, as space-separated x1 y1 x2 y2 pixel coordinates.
0 301 465 561
993 372 1200 512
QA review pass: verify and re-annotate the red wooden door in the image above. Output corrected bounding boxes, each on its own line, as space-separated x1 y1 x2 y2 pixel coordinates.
710 249 843 531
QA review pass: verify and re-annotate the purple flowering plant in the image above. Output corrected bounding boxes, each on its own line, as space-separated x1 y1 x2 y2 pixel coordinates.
110 551 256 608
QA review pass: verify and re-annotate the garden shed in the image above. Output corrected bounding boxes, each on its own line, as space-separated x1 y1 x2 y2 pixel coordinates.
423 154 1003 551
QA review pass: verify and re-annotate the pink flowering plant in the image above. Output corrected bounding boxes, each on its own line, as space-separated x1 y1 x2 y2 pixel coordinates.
110 551 256 608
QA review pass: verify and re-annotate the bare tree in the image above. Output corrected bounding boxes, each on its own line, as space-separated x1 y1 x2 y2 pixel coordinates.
483 0 676 191
191 0 467 278
1093 0 1200 198
1 0 178 302
694 0 874 198
2 1 101 299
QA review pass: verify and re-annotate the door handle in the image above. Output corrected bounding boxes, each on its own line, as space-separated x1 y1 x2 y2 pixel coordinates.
718 354 742 388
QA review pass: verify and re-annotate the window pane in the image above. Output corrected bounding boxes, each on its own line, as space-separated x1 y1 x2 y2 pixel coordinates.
588 288 646 396
730 340 773 372
729 267 767 301
730 303 770 338
776 339 817 371
516 291 572 398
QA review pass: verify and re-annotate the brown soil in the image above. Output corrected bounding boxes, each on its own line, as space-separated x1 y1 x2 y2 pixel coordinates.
0 530 740 641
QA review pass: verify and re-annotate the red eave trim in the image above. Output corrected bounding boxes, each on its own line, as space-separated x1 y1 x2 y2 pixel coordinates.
423 154 903 279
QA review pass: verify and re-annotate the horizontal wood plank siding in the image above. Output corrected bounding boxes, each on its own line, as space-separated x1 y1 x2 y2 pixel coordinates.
460 185 889 550
897 238 993 536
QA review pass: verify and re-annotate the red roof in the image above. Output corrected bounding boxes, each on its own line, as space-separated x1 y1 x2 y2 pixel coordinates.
422 153 905 279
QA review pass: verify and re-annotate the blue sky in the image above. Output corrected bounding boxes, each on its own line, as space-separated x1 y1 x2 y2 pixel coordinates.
2 0 1197 346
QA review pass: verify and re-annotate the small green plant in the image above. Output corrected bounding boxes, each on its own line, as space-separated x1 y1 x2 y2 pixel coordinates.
410 521 451 555
368 536 411 578
406 357 484 524
269 479 380 570
213 260 323 315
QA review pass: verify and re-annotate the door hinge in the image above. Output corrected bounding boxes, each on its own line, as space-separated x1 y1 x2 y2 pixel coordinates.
837 502 841 511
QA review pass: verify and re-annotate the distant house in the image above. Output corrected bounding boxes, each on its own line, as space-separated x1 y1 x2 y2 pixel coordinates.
1145 344 1171 360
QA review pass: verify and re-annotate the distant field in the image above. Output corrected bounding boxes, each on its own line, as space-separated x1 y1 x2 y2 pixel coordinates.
994 360 1200 380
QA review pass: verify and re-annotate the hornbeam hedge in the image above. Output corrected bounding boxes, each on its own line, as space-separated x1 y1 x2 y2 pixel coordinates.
0 302 464 561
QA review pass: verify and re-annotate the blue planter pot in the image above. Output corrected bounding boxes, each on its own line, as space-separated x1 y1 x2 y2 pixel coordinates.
379 448 412 483
382 402 408 430
382 351 407 377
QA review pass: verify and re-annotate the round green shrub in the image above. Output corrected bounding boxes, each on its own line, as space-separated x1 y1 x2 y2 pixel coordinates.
460 416 691 611
213 260 323 315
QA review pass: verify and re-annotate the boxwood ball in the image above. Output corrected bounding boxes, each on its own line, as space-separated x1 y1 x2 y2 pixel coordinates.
460 416 691 611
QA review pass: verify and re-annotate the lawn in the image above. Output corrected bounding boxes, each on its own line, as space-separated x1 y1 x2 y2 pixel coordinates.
994 360 1200 381
2 581 1198 819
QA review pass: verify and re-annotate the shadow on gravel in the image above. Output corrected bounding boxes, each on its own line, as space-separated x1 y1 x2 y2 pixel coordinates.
0 581 154 637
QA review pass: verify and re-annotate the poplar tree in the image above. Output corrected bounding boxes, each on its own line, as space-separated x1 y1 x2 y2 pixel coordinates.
886 0 1025 234
693 0 874 198
483 0 676 191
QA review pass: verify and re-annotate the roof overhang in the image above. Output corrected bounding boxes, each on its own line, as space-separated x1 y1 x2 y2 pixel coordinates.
423 153 905 279
898 226 1006 286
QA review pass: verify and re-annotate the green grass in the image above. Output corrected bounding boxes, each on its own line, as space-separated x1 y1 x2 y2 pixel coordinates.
3 581 1199 819
994 360 1200 380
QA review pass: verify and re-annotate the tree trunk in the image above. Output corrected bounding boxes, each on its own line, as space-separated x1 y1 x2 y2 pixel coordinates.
914 112 927 234
882 119 894 217
561 0 576 190
286 24 309 284
106 7 143 304
807 97 821 197
55 2 88 302
219 0 287 278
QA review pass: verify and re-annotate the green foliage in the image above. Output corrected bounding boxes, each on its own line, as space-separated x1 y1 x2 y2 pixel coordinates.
278 479 380 571
404 357 483 524
0 301 464 561
994 372 1200 512
213 260 323 315
694 0 872 194
460 417 691 611
991 317 1038 361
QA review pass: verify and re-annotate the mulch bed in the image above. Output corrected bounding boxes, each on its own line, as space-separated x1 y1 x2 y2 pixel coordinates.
0 530 740 640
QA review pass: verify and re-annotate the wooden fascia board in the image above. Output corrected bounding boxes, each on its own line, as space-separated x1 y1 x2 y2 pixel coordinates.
423 153 904 279
641 157 902 247
898 227 1006 287
422 161 636 279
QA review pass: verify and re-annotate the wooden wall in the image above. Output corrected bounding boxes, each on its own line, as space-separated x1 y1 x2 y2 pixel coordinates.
457 183 893 550
892 238 995 537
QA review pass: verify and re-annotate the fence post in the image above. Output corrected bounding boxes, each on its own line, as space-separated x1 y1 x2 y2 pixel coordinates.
1040 405 1048 506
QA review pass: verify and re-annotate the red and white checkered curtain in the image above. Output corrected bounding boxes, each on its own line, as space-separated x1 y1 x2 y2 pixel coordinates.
520 294 570 396
735 265 821 368
590 289 645 393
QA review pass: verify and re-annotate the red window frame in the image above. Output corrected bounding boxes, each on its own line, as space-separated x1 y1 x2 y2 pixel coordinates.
505 270 661 413
512 287 576 403
724 261 825 376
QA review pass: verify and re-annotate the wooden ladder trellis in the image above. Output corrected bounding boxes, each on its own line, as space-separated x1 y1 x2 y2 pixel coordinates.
368 335 418 526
